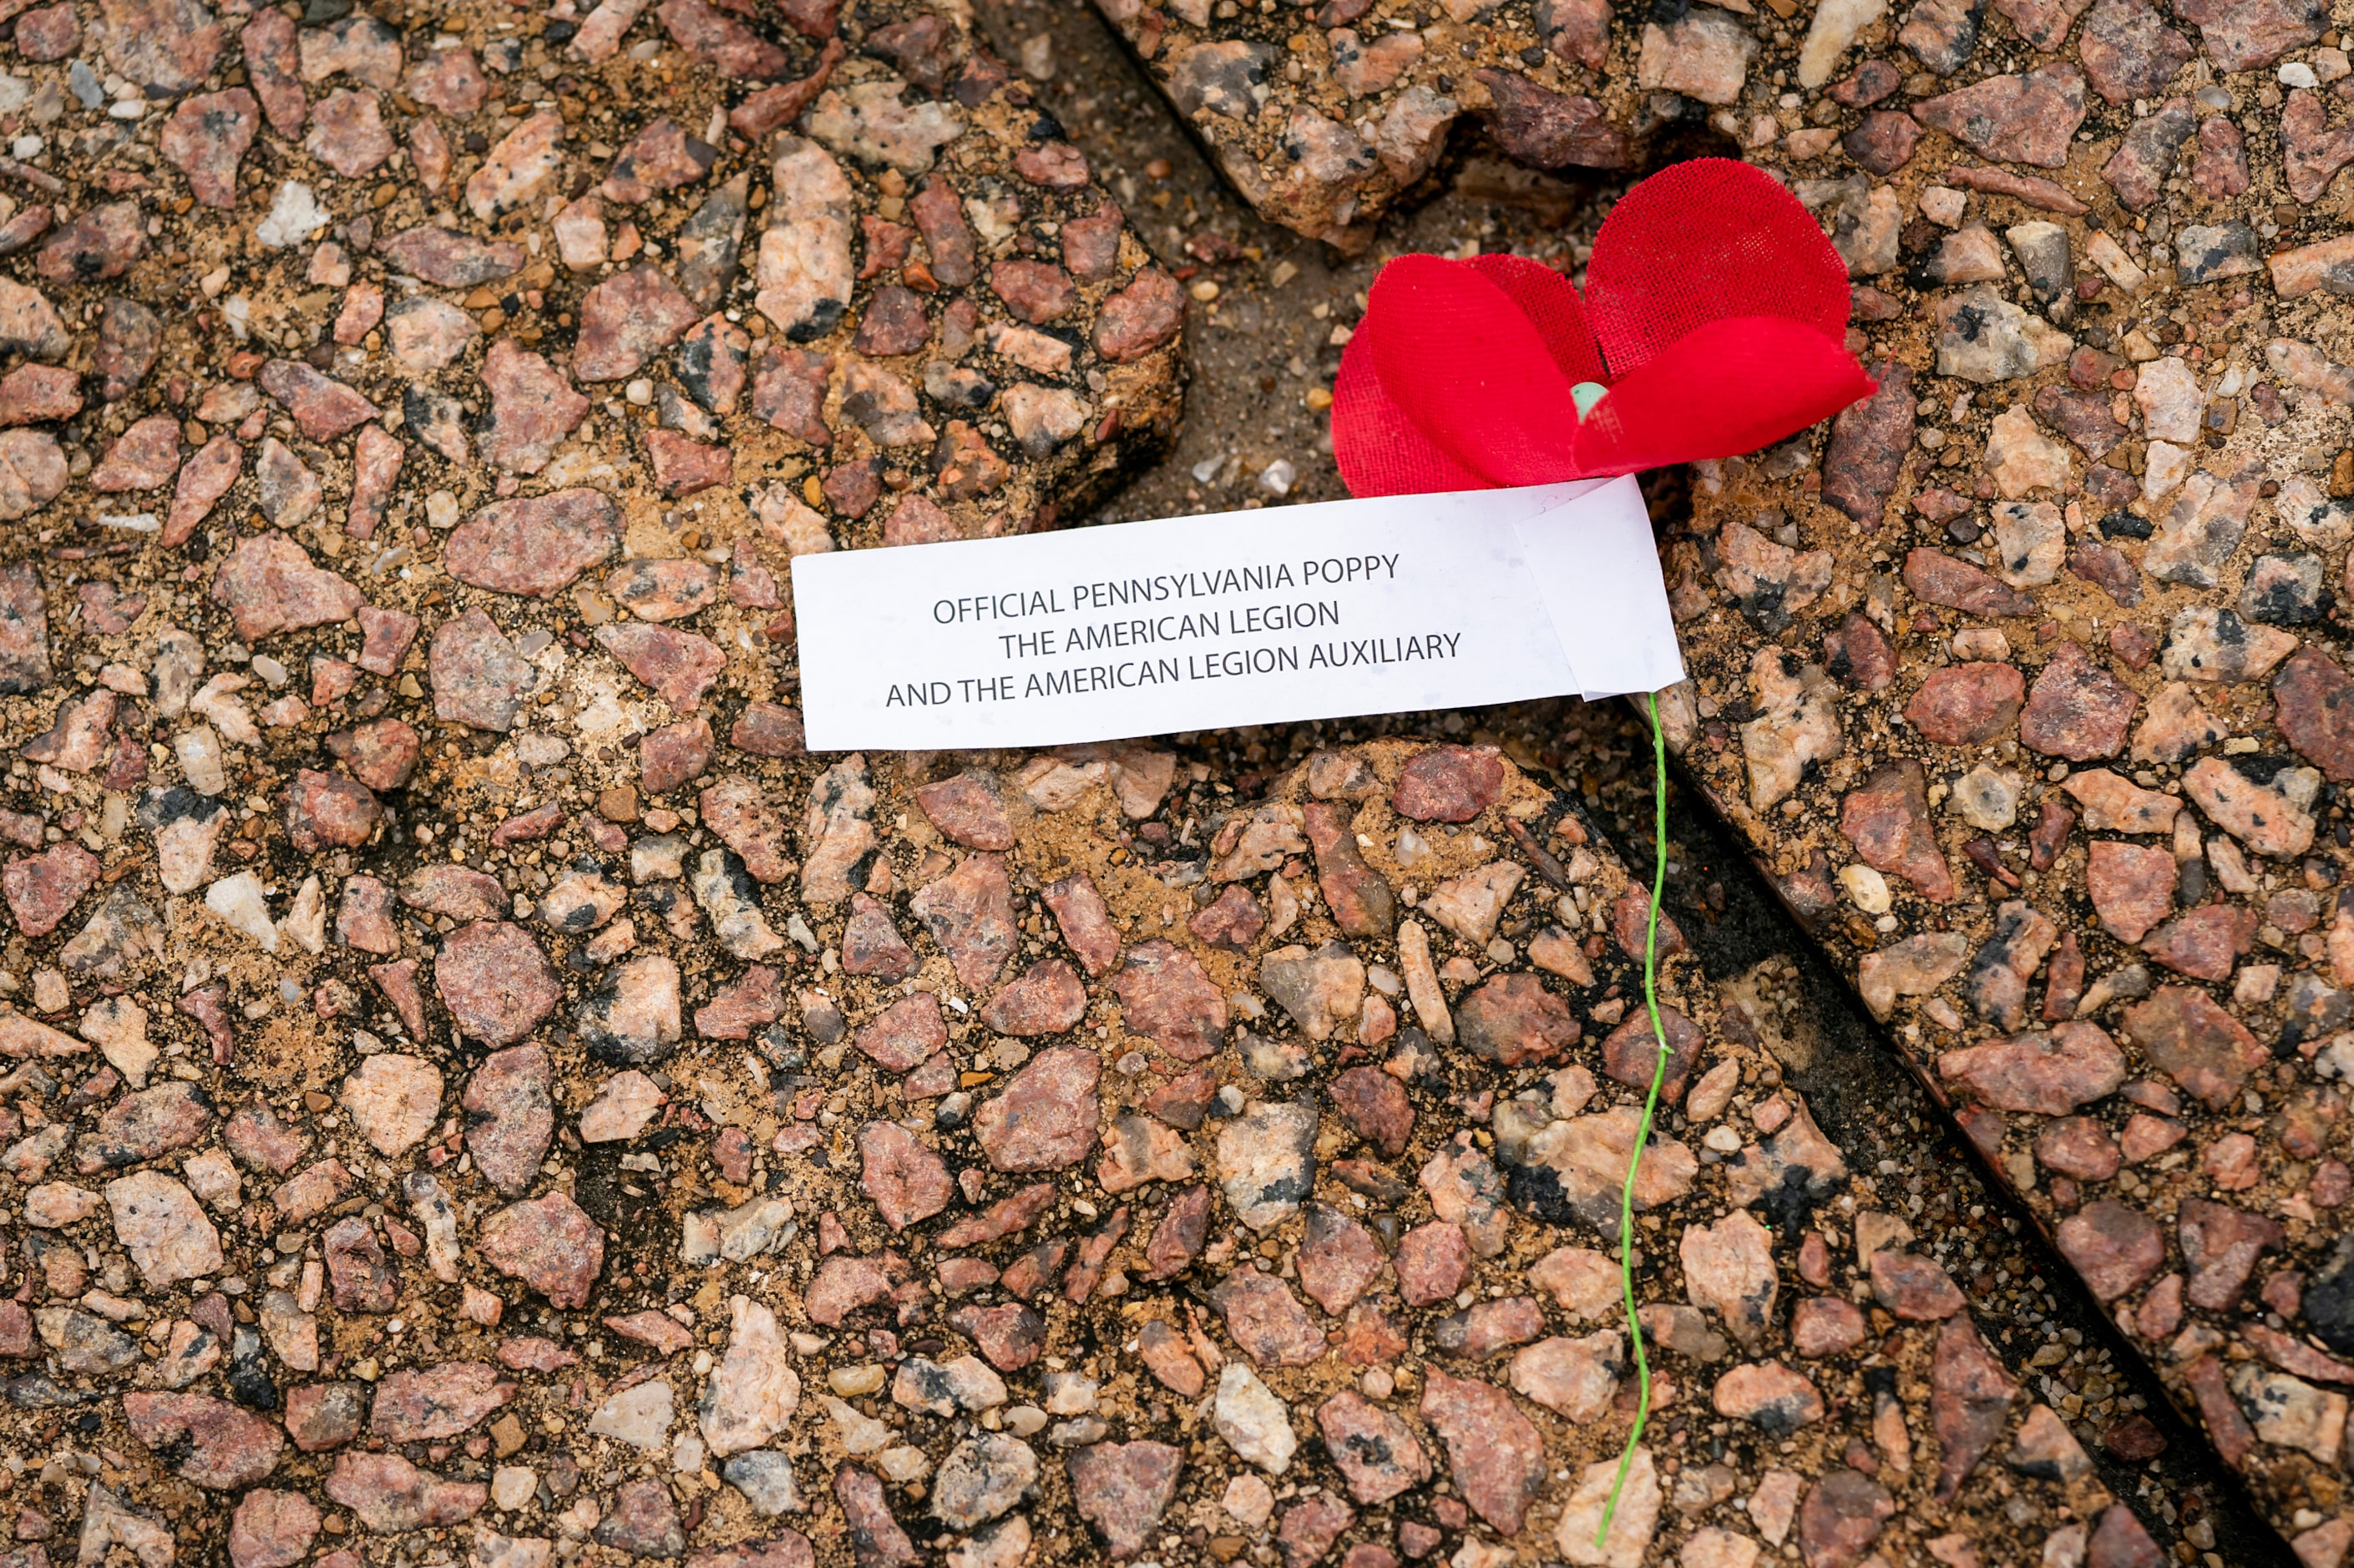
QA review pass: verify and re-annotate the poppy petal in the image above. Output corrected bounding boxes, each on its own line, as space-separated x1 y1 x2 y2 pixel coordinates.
1569 316 1876 477
1583 158 1851 380
1332 324 1489 498
1360 253 1583 488
1466 253 1607 387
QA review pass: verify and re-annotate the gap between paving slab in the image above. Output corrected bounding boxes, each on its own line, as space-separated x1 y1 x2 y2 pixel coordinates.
975 4 2302 1562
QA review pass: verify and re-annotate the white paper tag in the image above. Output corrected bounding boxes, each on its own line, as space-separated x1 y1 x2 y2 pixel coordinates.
791 474 1684 752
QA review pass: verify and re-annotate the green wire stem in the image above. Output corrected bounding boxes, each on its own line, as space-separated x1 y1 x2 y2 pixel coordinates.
1597 688 1671 1548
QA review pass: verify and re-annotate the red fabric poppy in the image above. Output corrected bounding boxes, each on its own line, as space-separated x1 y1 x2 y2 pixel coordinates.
1331 158 1876 497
